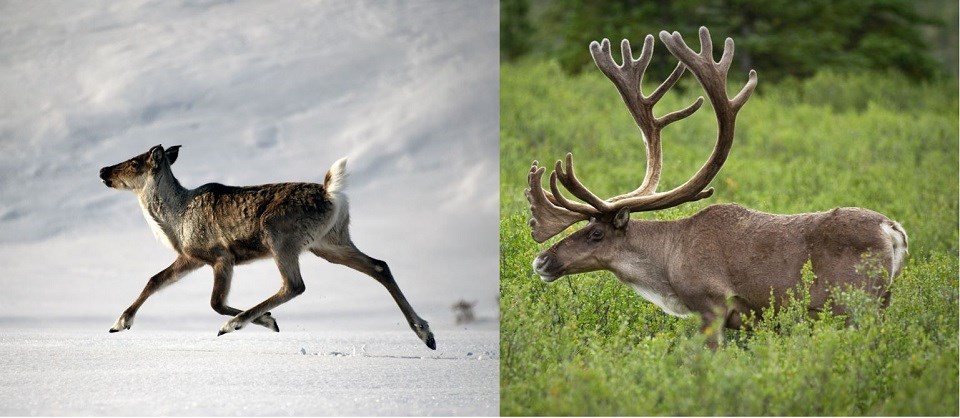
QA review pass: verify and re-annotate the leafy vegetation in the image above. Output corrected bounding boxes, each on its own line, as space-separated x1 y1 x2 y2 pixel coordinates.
501 0 954 81
499 60 959 415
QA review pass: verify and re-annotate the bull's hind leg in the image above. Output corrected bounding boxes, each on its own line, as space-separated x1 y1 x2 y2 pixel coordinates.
110 255 203 332
312 243 436 350
210 258 279 332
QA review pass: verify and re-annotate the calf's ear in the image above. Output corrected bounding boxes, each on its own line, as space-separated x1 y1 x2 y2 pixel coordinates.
148 145 165 166
165 145 181 165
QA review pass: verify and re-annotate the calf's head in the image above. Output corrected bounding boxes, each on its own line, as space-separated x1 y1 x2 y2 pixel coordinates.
99 145 180 191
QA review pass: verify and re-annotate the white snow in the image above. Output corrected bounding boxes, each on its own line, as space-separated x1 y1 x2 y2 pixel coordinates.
0 328 499 416
0 0 499 415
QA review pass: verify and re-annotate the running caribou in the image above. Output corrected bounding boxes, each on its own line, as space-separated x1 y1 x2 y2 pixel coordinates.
100 146 435 349
526 27 908 339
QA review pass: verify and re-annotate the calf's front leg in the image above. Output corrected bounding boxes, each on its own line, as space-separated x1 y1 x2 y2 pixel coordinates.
109 255 202 332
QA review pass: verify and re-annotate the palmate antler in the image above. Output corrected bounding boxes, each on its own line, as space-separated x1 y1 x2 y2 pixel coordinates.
526 27 758 243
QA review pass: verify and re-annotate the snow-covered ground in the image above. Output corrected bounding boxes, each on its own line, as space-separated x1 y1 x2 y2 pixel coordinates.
0 1 499 415
0 327 498 416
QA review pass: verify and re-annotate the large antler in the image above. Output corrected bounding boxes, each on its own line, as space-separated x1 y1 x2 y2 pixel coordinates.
526 27 758 243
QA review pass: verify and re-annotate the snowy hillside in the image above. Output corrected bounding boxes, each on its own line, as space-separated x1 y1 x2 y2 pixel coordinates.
0 1 499 415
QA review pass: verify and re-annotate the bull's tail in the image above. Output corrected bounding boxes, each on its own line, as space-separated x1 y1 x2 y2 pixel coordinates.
882 220 908 280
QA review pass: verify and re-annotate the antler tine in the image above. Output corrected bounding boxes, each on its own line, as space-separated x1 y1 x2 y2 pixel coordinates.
525 161 590 243
658 96 704 128
698 26 713 59
554 153 610 212
550 163 602 215
732 69 758 111
648 61 685 105
631 36 654 75
718 37 735 77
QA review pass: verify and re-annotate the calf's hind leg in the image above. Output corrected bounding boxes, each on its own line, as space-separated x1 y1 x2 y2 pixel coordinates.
217 242 305 336
210 258 279 332
312 243 436 350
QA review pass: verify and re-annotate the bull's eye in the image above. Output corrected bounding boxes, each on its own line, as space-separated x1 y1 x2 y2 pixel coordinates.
589 229 604 242
131 160 141 169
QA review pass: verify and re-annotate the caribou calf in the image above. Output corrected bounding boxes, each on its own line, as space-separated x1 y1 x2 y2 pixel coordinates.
99 145 435 349
525 28 908 342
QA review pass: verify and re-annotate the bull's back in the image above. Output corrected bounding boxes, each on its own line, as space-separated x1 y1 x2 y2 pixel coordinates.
680 204 900 310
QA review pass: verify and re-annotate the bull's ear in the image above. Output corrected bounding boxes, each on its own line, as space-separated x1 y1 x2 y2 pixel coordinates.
165 145 181 165
613 207 631 230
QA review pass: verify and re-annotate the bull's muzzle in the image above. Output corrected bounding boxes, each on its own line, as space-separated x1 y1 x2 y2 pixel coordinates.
532 253 560 282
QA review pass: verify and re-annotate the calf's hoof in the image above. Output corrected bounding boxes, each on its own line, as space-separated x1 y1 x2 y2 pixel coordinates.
252 312 280 332
413 321 436 350
109 314 133 333
217 317 245 336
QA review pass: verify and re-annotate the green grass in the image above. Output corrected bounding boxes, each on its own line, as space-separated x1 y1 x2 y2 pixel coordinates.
499 60 959 416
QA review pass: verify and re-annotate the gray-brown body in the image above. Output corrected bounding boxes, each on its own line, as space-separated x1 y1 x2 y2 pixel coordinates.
99 145 436 349
533 203 908 329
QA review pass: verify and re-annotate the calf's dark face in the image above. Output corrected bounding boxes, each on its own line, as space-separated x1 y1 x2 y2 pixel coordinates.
531 208 630 282
99 145 180 190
